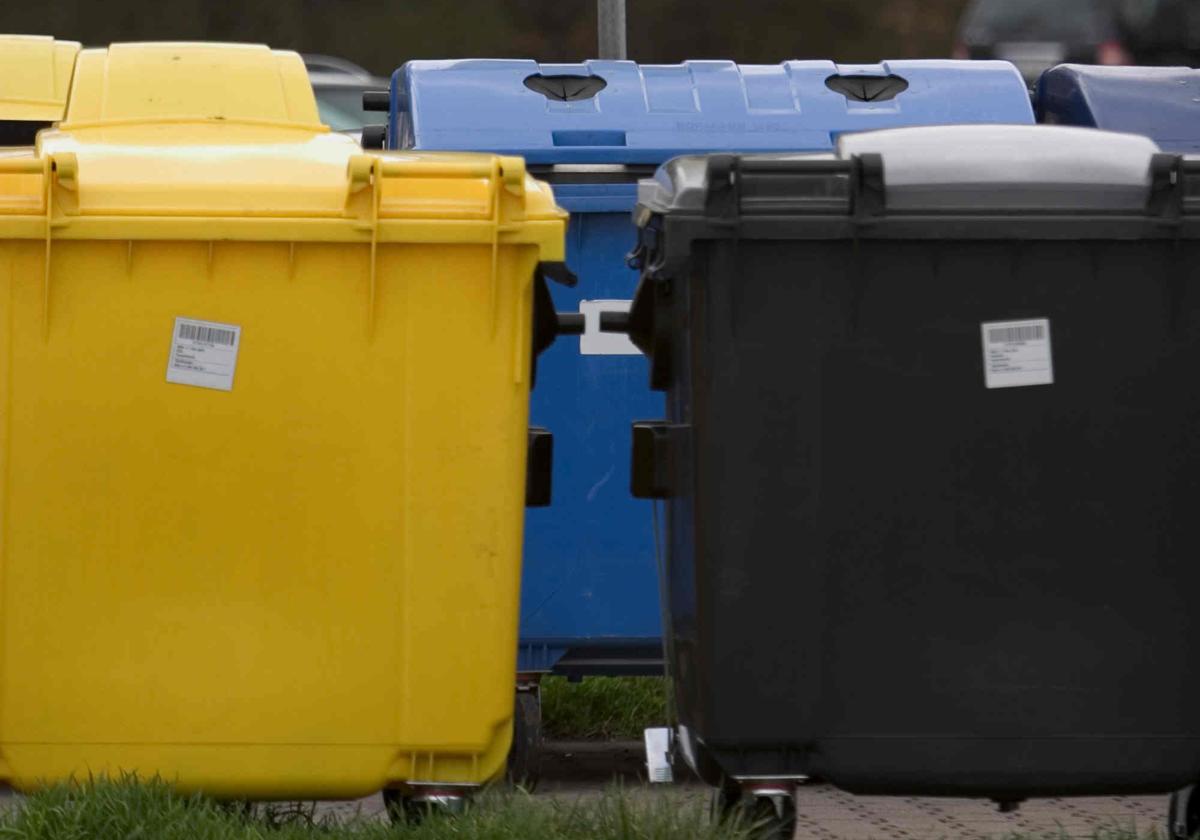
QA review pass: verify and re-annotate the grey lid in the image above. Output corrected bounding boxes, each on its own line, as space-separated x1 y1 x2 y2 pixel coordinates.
839 125 1161 211
636 125 1164 218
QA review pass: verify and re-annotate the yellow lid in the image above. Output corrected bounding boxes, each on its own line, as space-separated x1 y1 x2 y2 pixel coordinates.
0 136 565 261
63 42 323 131
0 35 80 122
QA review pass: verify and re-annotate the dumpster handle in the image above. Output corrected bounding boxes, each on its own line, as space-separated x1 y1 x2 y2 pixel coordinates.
346 154 531 340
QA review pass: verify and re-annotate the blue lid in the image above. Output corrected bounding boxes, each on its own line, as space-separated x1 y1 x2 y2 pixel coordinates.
1038 65 1200 153
390 59 1035 163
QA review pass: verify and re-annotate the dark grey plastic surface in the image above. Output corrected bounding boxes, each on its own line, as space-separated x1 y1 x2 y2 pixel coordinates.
626 135 1200 798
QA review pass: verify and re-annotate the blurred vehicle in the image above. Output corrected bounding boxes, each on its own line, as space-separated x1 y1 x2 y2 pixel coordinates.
954 0 1132 84
302 53 388 136
1118 0 1200 65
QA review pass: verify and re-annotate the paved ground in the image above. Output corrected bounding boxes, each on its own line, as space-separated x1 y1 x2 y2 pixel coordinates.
790 787 1164 839
317 741 1168 838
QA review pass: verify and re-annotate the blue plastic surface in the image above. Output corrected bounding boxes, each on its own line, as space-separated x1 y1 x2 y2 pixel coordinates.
391 59 1036 163
390 59 1035 676
1038 65 1200 153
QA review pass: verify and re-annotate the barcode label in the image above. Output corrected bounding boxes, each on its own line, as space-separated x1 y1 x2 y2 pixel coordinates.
981 318 1053 390
166 317 241 392
177 322 237 347
987 324 1045 345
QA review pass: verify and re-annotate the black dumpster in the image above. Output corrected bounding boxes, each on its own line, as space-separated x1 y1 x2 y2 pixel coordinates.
609 125 1200 838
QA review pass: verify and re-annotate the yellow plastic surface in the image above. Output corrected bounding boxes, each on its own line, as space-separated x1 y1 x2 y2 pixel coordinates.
0 58 567 797
0 35 80 122
63 42 322 131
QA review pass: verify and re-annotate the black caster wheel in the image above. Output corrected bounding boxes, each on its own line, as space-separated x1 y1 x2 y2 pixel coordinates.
506 689 543 790
711 780 796 840
710 776 745 823
745 793 797 840
381 789 416 825
1169 785 1200 839
382 788 468 826
218 800 256 820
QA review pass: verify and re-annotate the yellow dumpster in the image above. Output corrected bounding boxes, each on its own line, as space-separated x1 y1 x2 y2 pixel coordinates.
0 42 569 804
0 35 79 146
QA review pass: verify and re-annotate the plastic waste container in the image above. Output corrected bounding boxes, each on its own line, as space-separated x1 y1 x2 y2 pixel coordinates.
387 58 1034 777
1038 65 1200 152
608 125 1200 839
0 42 570 808
0 35 79 146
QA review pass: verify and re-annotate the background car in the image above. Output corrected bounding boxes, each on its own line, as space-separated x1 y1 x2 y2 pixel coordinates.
954 0 1132 84
303 53 388 137
1118 0 1200 65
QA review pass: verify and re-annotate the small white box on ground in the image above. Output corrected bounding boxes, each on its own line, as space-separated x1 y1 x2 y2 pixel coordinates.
644 726 674 783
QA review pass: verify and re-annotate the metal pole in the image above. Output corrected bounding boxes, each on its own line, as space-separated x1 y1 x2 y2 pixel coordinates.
597 0 628 60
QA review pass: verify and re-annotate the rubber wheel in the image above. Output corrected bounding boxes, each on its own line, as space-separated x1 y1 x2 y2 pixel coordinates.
710 776 745 823
218 800 255 820
382 789 424 826
506 690 543 790
745 793 797 840
1169 786 1200 839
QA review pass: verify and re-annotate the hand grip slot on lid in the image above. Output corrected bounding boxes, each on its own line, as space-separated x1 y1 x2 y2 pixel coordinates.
825 74 909 102
552 130 627 147
523 73 607 101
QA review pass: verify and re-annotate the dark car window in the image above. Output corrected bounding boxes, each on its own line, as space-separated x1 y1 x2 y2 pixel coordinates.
963 0 1114 42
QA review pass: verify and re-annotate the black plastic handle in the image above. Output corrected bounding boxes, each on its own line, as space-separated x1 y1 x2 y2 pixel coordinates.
631 421 677 499
557 313 586 335
362 90 391 112
599 311 631 334
526 427 554 507
360 125 387 150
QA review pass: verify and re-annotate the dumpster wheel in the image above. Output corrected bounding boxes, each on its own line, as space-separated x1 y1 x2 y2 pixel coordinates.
712 778 797 840
382 787 469 825
1168 785 1200 839
506 688 543 790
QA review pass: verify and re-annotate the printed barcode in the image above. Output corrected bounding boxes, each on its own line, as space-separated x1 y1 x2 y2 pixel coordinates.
178 322 237 346
987 325 1045 344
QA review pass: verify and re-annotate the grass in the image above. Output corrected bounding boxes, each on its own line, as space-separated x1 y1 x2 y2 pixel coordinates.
540 676 671 740
0 776 751 840
0 777 1175 840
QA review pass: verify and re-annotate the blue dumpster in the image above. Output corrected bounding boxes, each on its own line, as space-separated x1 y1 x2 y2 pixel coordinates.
388 58 1035 777
1038 65 1200 153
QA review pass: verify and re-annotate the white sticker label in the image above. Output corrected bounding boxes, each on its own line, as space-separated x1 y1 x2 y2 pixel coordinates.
580 299 640 356
166 317 241 392
981 318 1053 389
